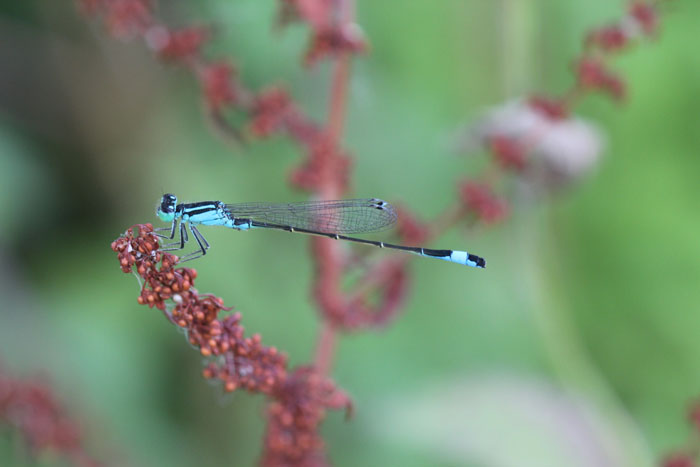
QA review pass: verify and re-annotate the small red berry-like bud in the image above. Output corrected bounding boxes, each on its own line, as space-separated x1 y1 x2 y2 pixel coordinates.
489 136 527 171
586 25 628 52
458 181 509 224
249 87 292 137
575 57 626 101
528 95 570 120
304 23 368 67
151 26 210 61
280 411 294 427
629 1 658 35
200 62 237 112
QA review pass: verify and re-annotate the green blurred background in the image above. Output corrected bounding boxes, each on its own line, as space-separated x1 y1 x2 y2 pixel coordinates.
0 1 698 466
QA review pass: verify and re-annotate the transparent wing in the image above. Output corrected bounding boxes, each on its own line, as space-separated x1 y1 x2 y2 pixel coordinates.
224 198 397 234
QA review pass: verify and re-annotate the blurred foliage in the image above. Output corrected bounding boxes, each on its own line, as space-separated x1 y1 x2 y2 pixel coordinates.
0 1 698 466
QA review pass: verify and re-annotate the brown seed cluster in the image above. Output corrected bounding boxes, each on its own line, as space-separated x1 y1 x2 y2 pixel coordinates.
459 181 509 225
249 87 293 138
111 224 287 394
586 1 662 52
290 136 352 194
261 366 352 467
275 0 368 67
0 366 100 466
112 225 353 464
304 24 368 67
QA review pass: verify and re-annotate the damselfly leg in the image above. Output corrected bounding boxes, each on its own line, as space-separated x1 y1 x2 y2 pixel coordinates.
158 221 210 262
178 225 210 262
154 219 177 240
159 221 186 250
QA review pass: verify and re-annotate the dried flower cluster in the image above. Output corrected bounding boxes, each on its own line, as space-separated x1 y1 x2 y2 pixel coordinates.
111 224 350 464
458 0 673 204
0 366 99 466
277 0 368 66
586 1 661 52
262 366 352 466
112 224 288 394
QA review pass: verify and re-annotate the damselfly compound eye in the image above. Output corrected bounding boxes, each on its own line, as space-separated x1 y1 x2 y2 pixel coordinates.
161 194 177 213
157 194 178 222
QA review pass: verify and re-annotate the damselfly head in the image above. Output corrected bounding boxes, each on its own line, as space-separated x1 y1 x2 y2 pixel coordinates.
157 193 178 222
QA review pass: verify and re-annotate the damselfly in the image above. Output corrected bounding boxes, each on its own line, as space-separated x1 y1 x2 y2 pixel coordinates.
154 194 486 268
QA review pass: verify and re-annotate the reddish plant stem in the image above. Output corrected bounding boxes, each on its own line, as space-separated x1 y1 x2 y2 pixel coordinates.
321 0 354 197
313 0 355 376
326 35 352 142
314 321 338 375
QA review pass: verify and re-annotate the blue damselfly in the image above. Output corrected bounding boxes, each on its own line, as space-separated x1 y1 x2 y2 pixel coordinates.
154 194 486 268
